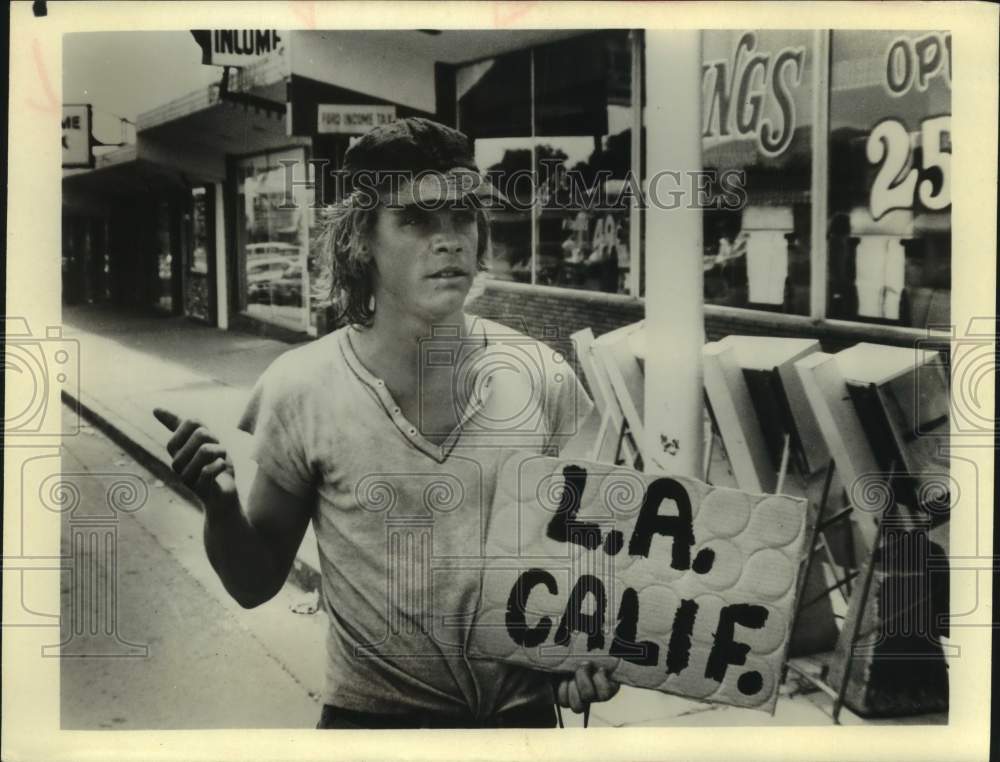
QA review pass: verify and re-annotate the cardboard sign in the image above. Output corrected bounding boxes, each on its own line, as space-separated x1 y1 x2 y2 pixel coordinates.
62 104 92 169
317 104 397 134
469 451 815 713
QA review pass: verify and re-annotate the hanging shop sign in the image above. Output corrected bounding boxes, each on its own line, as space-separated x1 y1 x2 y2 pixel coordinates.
469 451 815 713
191 29 286 68
62 104 93 169
317 104 397 134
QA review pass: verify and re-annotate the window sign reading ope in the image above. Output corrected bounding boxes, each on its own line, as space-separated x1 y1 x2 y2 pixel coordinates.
828 30 951 328
469 451 815 713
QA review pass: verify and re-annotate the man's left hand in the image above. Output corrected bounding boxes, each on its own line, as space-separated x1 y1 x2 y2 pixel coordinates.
555 662 621 713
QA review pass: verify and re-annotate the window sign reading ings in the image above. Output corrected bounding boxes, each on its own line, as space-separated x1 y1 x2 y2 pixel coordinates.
700 31 815 316
828 31 950 328
470 452 815 713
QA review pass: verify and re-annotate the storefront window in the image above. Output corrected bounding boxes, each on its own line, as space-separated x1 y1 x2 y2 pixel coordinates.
236 148 317 334
154 200 174 313
457 50 530 138
183 186 213 322
475 137 533 282
458 31 637 295
701 30 814 315
828 31 950 328
190 187 210 274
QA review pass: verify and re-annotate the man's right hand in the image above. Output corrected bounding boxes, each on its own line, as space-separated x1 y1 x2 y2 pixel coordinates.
153 407 238 515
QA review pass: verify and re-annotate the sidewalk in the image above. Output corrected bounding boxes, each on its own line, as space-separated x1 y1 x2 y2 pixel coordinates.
62 304 322 590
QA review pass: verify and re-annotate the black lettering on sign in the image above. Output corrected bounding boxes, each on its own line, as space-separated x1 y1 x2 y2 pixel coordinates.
735 51 768 134
546 465 602 550
761 48 803 157
886 37 911 95
665 599 699 675
505 569 558 647
702 32 757 139
627 477 695 570
943 33 951 85
554 575 607 651
704 603 769 695
914 33 943 90
885 33 951 97
701 31 806 158
609 587 659 666
255 30 271 54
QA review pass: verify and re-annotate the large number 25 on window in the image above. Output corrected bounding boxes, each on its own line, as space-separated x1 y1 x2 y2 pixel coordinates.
866 115 951 219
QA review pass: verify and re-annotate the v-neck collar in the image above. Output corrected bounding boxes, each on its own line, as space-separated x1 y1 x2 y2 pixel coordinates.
339 319 490 463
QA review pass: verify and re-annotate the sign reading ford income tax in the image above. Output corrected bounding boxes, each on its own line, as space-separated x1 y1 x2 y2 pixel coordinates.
469 451 815 713
317 104 397 134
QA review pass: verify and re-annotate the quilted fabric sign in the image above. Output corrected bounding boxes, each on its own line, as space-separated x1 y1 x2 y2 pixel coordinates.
469 451 816 713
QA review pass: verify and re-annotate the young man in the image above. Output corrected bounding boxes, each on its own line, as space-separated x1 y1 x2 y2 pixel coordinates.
155 118 620 729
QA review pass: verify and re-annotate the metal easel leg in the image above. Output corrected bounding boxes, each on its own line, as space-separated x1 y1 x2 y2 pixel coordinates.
775 433 791 495
613 419 629 466
832 514 883 725
702 428 715 483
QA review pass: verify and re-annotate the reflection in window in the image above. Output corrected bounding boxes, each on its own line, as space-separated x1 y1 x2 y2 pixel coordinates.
458 31 636 295
458 50 530 139
236 149 316 334
154 200 174 314
190 187 210 275
828 31 950 328
701 30 813 315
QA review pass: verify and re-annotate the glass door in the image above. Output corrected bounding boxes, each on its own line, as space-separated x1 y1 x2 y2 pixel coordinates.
236 148 314 334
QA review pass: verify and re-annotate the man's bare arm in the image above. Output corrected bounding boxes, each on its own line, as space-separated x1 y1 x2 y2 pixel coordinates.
154 408 312 608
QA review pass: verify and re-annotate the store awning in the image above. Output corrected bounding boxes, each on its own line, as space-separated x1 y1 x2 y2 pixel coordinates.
134 61 303 165
63 145 195 212
138 84 293 158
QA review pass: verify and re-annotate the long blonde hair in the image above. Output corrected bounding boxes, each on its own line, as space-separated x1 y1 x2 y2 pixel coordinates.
313 195 492 328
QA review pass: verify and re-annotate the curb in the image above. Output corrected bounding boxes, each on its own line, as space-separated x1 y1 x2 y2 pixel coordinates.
63 388 322 595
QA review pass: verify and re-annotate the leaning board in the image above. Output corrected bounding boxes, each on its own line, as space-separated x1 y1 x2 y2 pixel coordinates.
468 450 816 713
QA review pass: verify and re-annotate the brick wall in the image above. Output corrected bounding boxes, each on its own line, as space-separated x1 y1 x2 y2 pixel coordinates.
466 279 937 361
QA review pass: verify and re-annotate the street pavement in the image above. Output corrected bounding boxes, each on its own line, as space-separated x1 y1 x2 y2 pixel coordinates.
60 416 325 729
61 304 323 588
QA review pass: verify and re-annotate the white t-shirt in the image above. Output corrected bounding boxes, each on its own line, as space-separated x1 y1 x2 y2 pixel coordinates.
238 316 593 717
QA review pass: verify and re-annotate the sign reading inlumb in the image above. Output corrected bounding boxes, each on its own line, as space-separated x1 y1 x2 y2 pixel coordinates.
209 30 285 67
469 451 815 713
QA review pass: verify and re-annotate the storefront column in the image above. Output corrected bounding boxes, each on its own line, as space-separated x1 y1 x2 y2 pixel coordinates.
213 183 228 330
642 31 704 477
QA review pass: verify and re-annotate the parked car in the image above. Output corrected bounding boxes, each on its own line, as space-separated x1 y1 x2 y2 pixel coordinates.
246 256 292 303
271 264 304 306
246 242 300 261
